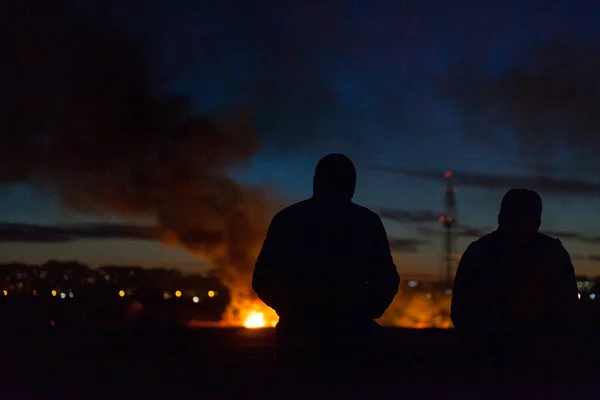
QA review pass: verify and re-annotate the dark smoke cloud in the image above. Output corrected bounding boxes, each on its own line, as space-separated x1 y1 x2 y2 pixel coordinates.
442 38 600 167
542 230 600 245
379 208 441 224
418 223 600 245
416 226 491 239
0 223 160 243
388 237 429 254
0 0 269 294
571 254 600 264
374 166 600 197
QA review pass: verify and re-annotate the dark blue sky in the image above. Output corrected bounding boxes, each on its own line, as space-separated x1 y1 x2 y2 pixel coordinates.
2 0 600 276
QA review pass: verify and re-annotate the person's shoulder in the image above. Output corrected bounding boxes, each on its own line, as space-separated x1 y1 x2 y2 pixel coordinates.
349 202 383 222
470 231 497 246
535 231 566 251
272 199 313 221
463 231 497 254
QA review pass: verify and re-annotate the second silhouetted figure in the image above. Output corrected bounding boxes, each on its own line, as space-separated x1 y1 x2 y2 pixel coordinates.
252 153 400 367
451 188 580 336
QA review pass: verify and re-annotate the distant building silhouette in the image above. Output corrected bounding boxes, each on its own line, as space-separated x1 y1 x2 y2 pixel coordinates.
0 261 229 329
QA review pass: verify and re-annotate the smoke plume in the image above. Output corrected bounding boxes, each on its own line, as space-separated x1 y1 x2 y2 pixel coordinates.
1 0 270 322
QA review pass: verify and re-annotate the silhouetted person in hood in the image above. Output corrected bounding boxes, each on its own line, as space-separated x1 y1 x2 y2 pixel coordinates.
252 154 399 367
451 189 580 376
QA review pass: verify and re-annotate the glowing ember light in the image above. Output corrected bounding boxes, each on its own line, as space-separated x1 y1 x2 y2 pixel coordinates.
208 290 216 298
118 290 125 297
244 311 267 329
175 290 182 298
51 290 57 297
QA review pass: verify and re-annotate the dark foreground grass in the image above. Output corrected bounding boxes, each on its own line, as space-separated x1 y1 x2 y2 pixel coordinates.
0 327 597 399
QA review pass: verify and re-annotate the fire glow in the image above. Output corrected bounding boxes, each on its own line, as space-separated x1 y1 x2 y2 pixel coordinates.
217 284 452 330
243 310 269 329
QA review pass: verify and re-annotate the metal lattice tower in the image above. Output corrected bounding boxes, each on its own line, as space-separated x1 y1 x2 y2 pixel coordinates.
439 171 457 287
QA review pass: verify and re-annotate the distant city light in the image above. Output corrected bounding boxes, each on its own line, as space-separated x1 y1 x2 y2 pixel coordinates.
590 293 596 300
51 290 57 297
445 171 453 178
2 290 7 296
32 290 37 296
208 290 216 298
578 293 581 299
193 296 200 303
118 290 125 297
175 290 182 298
408 281 418 288
60 292 67 299
163 291 171 300
104 275 110 281
69 292 74 299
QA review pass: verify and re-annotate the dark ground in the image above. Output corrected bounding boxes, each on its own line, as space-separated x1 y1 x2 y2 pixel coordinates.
1 327 598 399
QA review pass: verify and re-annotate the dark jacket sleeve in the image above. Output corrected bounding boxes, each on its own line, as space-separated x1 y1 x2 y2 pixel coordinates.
548 239 581 329
365 215 400 319
451 242 487 332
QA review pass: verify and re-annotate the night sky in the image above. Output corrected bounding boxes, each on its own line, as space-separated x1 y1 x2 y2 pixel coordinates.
3 0 600 277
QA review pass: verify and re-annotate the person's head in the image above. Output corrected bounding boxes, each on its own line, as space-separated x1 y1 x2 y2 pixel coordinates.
312 153 356 201
497 189 542 234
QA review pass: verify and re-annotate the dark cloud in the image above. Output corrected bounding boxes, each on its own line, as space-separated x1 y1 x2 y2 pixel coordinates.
441 38 600 169
419 224 600 244
542 230 600 245
572 254 600 263
378 208 441 224
388 237 429 254
0 223 160 243
585 255 600 263
457 227 491 238
374 166 600 197
416 225 490 239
